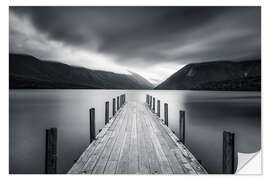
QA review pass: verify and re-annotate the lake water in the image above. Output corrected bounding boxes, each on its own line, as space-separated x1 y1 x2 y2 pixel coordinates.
9 90 261 174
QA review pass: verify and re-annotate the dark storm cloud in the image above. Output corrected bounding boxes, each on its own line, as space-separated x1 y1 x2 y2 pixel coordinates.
10 6 261 67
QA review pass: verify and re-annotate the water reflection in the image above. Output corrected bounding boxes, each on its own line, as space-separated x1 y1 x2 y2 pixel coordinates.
9 90 260 174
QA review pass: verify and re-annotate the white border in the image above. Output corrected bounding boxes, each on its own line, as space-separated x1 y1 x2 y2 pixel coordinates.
1 0 268 179
8 0 262 6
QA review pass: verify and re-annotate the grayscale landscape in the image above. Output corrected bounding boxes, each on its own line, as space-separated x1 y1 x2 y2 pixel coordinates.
9 6 261 174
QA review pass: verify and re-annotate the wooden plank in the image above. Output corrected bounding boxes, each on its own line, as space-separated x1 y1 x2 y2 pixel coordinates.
148 111 196 174
116 104 133 173
140 105 162 174
92 105 128 174
92 130 118 174
143 105 173 174
157 134 185 174
144 103 207 174
68 104 127 174
82 131 113 173
68 140 99 173
173 149 197 174
116 131 131 173
104 105 130 174
69 110 123 174
69 101 207 174
146 109 185 174
136 104 150 174
128 104 139 173
82 105 128 173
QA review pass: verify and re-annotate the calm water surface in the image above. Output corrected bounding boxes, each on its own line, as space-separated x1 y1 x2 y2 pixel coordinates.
9 90 261 174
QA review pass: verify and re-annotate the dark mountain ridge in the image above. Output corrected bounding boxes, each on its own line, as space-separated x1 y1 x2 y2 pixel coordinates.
9 54 154 89
155 60 261 91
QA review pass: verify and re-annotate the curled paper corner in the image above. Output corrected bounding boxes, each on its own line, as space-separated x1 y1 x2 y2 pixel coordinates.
236 150 261 174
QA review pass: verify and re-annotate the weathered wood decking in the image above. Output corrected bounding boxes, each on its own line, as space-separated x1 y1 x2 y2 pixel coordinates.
68 101 207 174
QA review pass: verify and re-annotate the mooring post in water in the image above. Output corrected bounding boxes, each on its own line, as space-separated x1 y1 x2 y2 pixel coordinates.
119 95 122 107
121 95 124 107
89 108 96 143
117 96 120 110
150 96 152 109
153 97 156 113
105 101 109 125
119 95 121 107
223 131 235 174
113 98 116 116
179 110 185 144
157 100 160 117
45 128 57 174
164 103 168 126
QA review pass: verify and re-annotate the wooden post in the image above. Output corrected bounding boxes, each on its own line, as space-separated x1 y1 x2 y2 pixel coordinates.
89 108 96 143
179 110 185 144
150 96 152 108
164 103 168 126
117 96 120 110
153 97 155 113
157 100 160 117
119 95 121 107
121 95 123 107
146 95 148 104
45 128 57 174
120 95 122 107
113 98 116 116
223 131 235 174
105 101 109 125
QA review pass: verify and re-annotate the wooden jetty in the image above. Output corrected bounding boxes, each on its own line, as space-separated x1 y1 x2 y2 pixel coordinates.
68 98 207 174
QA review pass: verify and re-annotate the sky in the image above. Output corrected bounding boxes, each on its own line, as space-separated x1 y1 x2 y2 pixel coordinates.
9 7 261 85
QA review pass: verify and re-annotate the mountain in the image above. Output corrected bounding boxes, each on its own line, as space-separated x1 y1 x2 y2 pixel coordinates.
128 71 154 89
9 54 154 89
155 60 261 91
